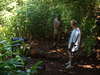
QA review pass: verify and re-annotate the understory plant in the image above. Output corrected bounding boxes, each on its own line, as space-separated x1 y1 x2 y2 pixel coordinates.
0 40 44 75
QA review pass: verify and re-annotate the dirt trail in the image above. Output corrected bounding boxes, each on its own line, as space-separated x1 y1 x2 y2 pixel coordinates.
29 40 100 75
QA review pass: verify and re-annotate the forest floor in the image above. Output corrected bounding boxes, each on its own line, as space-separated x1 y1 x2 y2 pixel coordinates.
27 39 100 75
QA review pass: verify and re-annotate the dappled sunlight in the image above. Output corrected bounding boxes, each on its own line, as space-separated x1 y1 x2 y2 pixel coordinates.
48 49 65 53
7 2 18 8
96 49 100 60
0 26 5 32
96 49 100 52
97 36 100 40
96 16 100 18
77 64 100 69
78 65 93 69
0 10 14 17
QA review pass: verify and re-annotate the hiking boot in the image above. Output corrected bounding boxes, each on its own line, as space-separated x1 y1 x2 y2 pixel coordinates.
65 64 73 69
65 61 73 69
65 61 71 66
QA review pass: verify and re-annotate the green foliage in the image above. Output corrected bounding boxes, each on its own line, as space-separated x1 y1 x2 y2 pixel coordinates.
83 35 96 55
0 0 98 57
10 0 96 38
0 40 24 74
0 39 44 75
80 17 96 55
0 0 18 40
11 0 76 38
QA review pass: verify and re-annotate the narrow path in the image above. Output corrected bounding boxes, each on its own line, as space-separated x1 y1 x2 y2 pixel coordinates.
29 38 100 75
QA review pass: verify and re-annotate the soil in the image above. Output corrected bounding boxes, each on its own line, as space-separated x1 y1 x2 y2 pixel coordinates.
27 39 100 75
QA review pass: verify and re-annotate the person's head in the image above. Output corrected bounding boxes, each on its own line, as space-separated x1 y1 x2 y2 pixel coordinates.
54 14 61 20
70 19 78 29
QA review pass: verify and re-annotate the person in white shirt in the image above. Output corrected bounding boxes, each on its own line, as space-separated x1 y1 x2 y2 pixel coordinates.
53 16 61 48
65 19 81 69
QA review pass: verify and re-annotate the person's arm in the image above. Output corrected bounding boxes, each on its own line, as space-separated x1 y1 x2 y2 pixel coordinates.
74 30 81 46
68 31 74 49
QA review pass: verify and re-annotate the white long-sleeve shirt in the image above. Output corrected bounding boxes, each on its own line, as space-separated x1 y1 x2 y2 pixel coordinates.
68 28 81 52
